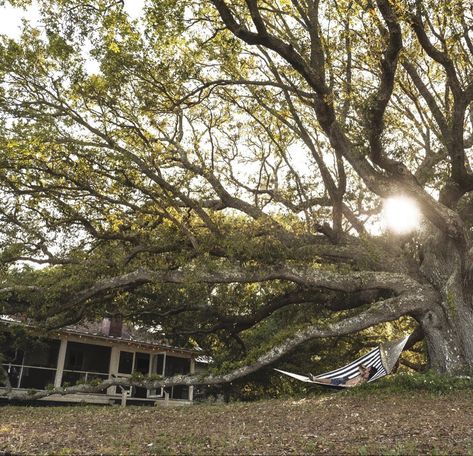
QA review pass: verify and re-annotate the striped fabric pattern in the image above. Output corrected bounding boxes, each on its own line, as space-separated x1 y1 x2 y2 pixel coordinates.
314 346 387 383
275 337 409 388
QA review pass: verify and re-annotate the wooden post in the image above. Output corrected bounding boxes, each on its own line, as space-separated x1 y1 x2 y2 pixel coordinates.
164 390 169 406
189 358 195 402
54 339 68 388
121 388 128 407
107 346 120 396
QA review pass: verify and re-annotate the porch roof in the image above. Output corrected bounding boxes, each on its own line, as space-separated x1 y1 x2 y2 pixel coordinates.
58 327 199 356
0 317 200 357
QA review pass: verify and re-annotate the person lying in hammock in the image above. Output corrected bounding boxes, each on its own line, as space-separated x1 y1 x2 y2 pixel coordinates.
308 364 377 387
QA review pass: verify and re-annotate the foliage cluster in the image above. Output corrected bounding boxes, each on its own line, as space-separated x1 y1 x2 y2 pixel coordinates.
350 371 473 396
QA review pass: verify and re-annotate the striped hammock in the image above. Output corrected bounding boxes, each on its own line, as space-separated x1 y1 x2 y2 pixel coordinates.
275 336 409 389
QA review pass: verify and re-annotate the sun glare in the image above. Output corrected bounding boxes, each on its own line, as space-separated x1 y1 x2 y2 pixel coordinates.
382 196 421 234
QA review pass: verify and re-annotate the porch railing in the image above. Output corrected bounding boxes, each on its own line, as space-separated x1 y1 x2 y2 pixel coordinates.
2 363 56 390
1 363 109 391
61 368 109 387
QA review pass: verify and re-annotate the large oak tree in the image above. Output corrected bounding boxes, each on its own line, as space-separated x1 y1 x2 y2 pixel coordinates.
1 0 473 397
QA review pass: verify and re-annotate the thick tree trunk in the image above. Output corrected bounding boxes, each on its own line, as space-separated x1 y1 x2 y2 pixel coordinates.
418 228 473 372
420 307 473 372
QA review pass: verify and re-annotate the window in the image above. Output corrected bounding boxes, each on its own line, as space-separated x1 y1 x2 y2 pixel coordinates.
20 367 56 390
64 342 111 373
118 351 134 374
23 339 60 368
165 356 191 376
66 349 83 371
2 347 24 365
170 384 189 400
134 352 150 375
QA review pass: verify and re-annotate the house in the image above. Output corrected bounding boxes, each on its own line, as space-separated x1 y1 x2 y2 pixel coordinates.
0 317 202 405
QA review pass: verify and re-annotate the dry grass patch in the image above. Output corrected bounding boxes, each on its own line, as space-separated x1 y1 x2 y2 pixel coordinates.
0 391 472 455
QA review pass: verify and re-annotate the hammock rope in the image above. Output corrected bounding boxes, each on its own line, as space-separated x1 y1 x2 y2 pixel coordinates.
275 336 409 388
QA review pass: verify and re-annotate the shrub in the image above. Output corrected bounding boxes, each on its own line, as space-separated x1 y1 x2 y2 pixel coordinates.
348 371 473 396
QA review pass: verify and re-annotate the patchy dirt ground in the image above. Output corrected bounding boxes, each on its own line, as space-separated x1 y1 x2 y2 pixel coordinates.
0 391 472 455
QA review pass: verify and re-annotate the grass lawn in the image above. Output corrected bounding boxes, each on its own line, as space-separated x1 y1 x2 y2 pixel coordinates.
1 389 473 455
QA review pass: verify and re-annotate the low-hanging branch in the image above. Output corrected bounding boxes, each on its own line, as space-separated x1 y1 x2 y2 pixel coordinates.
0 288 433 401
36 264 426 328
164 288 393 338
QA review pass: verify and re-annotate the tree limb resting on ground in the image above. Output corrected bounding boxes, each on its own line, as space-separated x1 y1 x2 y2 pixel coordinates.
0 287 434 401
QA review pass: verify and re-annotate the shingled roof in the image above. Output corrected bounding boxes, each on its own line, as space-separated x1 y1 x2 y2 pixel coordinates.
0 316 200 357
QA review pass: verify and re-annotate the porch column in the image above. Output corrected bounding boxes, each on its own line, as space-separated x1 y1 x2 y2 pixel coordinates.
107 346 120 395
54 338 68 388
188 358 195 402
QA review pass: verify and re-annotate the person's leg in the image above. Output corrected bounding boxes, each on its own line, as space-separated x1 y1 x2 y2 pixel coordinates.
308 374 331 383
309 374 348 385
